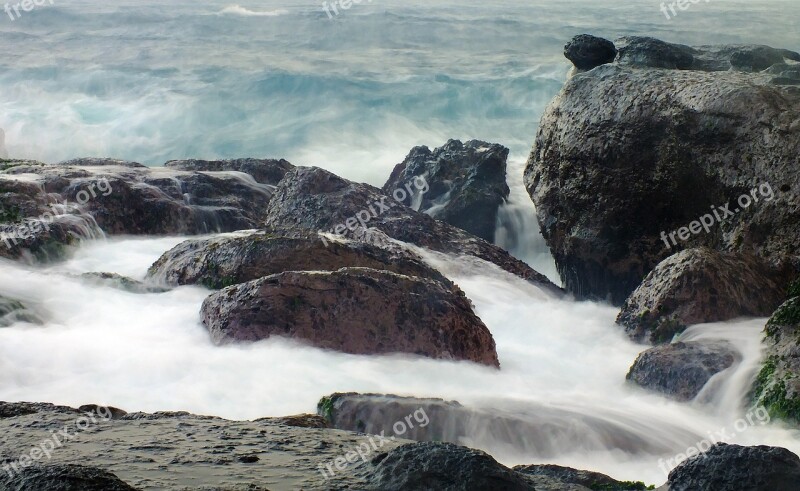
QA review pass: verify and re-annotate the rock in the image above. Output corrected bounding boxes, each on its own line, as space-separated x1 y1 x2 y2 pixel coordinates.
256 414 330 429
615 36 695 69
666 443 800 491
316 392 697 457
200 268 500 367
164 158 294 186
147 230 448 289
0 296 43 327
752 297 800 424
78 273 169 294
514 464 654 491
58 157 147 168
383 139 510 242
525 37 800 304
0 464 139 491
347 442 534 491
265 166 561 295
626 341 738 401
563 34 617 70
616 248 789 343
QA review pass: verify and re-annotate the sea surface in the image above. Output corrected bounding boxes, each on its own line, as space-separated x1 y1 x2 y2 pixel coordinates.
1 0 799 485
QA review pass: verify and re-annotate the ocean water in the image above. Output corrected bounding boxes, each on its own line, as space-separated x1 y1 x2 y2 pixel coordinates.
1 0 800 486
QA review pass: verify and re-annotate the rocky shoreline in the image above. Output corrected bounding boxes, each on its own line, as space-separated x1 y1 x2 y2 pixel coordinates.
2 34 800 490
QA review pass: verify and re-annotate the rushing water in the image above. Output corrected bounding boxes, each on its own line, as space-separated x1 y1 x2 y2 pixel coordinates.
2 0 800 486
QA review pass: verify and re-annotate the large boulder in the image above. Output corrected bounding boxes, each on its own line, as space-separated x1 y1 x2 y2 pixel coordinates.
564 34 617 70
665 443 800 491
346 442 534 491
200 268 500 367
752 295 800 424
383 139 510 242
616 248 789 343
0 464 139 491
525 35 800 304
626 341 738 401
264 166 560 295
147 230 447 289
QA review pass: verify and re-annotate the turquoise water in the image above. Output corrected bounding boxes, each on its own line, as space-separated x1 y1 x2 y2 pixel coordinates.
1 0 797 185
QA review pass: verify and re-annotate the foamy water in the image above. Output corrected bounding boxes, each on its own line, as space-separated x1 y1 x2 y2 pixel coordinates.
1 236 798 484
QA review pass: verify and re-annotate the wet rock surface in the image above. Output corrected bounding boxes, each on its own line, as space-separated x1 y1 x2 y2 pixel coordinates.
78 273 169 294
383 139 510 243
666 443 800 491
201 268 500 366
752 295 800 425
525 35 800 304
564 34 617 70
626 341 738 401
0 464 139 491
164 158 294 186
616 248 789 344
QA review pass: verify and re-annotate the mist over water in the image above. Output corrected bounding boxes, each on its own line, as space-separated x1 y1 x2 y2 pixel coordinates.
2 0 800 485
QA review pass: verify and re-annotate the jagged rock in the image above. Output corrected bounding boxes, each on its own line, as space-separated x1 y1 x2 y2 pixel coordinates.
201 268 500 367
164 158 294 185
666 443 800 491
616 248 789 343
0 296 43 327
752 296 800 425
147 230 448 289
564 34 617 70
78 273 169 294
383 139 509 242
264 166 561 295
58 158 147 169
346 442 534 491
0 464 139 491
524 37 800 304
626 341 738 401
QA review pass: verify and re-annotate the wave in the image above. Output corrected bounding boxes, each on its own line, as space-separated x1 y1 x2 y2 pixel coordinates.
218 5 289 17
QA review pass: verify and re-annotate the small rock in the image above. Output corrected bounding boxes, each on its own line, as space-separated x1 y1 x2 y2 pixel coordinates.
564 34 617 70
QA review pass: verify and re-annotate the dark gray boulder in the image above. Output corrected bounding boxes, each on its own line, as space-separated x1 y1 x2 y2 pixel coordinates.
201 268 500 367
626 341 738 401
524 37 800 304
383 140 509 243
615 36 694 69
349 442 534 491
616 248 789 344
514 464 653 490
666 443 800 491
0 464 138 491
564 34 617 70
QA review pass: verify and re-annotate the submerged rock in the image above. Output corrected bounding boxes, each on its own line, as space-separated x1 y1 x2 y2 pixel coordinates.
147 230 447 289
79 273 169 294
564 34 617 70
0 295 43 327
752 296 800 425
201 268 500 367
383 139 510 242
264 166 560 295
525 35 800 304
666 443 800 491
626 341 738 401
0 464 139 491
616 248 788 344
